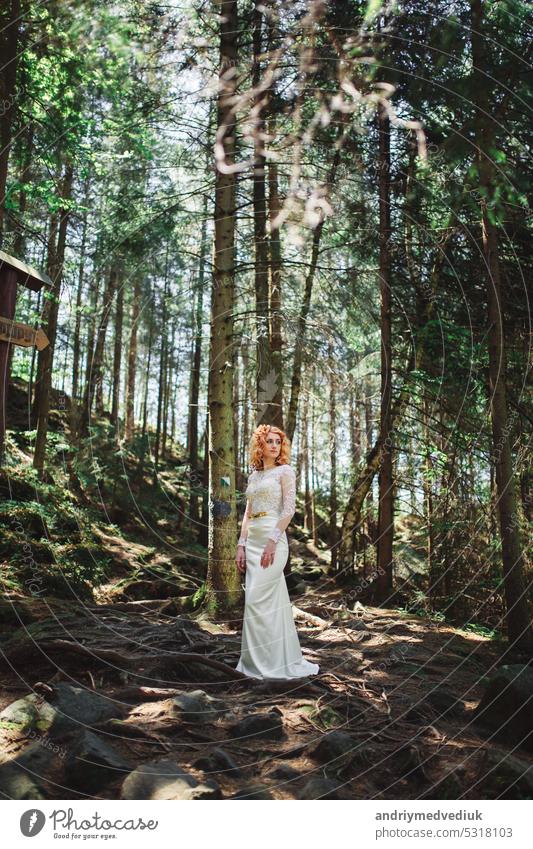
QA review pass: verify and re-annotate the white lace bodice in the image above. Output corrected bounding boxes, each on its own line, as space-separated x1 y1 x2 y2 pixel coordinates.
245 464 296 520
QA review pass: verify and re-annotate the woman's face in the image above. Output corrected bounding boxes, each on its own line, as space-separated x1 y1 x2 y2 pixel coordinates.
264 431 281 460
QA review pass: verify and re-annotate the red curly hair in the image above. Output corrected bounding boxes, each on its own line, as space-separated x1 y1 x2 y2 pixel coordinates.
249 424 291 471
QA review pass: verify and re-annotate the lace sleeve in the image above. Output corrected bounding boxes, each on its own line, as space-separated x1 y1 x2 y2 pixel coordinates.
238 497 252 547
238 472 254 547
279 465 296 520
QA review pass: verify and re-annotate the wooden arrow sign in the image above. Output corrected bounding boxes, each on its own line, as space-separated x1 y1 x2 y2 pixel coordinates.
0 316 49 350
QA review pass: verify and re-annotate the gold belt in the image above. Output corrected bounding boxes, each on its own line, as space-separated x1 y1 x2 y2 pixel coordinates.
250 511 268 519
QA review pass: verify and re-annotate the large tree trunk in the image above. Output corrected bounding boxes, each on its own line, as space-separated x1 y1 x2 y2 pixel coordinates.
205 0 240 617
162 315 175 459
0 0 21 239
232 340 240 479
111 275 124 434
71 184 89 412
364 374 374 505
376 102 394 599
32 215 58 422
141 308 153 438
33 164 74 475
328 342 338 572
310 381 318 546
199 411 209 547
154 273 168 476
188 193 208 524
286 122 346 442
252 2 275 427
471 0 532 650
80 252 100 431
0 268 18 462
301 388 312 533
267 112 284 428
125 275 141 442
265 9 284 430
337 355 414 573
170 354 178 446
349 384 362 475
27 242 46 417
12 122 34 256
4 119 36 385
240 341 251 470
135 296 153 483
423 397 436 602
81 266 117 434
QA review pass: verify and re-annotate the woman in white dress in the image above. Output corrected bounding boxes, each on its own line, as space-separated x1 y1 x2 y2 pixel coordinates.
235 424 320 680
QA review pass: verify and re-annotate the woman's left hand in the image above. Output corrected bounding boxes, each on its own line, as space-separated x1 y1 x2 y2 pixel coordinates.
260 540 277 568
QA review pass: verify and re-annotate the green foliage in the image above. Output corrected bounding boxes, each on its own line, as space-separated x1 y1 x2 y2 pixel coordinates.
190 582 208 611
459 622 499 640
395 601 446 623
0 460 113 600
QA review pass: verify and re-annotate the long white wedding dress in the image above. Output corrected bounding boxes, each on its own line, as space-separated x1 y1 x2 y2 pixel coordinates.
236 463 320 680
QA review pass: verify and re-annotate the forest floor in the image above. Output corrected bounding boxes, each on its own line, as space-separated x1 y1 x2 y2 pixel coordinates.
1 524 532 800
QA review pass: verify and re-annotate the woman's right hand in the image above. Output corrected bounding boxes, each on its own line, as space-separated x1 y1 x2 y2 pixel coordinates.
236 545 246 574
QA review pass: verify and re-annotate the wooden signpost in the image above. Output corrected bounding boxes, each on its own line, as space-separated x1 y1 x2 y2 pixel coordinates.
0 249 52 461
0 317 49 350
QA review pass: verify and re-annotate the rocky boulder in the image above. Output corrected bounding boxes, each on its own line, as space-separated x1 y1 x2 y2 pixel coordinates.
473 665 533 752
308 730 357 766
121 758 222 800
171 690 229 724
228 709 285 741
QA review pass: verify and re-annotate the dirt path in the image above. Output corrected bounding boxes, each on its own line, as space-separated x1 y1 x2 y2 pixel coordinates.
1 580 529 800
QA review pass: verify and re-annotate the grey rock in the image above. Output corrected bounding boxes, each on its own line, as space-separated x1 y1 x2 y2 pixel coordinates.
427 751 533 801
425 686 465 716
473 665 533 752
266 763 300 781
121 758 223 800
0 738 63 799
389 744 426 780
0 693 73 738
475 750 533 799
171 690 229 724
50 683 124 730
407 686 465 722
65 730 132 792
229 709 285 741
0 697 72 799
0 762 46 800
193 747 243 777
308 730 356 765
